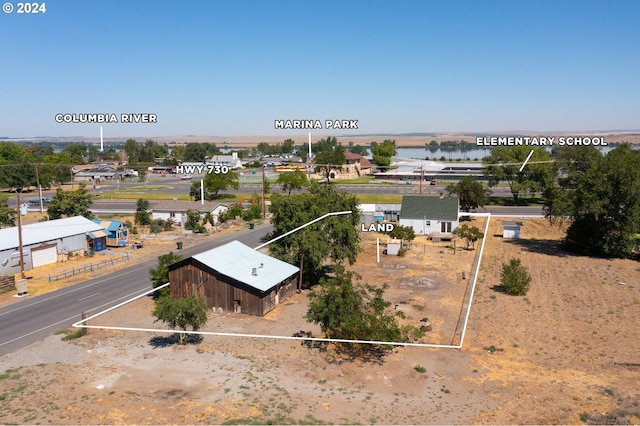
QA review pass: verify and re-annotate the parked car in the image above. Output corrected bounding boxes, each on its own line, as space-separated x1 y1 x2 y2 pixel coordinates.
430 180 438 185
29 198 51 205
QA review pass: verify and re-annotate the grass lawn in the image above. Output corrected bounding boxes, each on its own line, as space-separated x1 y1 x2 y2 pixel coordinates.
329 176 376 184
487 196 545 206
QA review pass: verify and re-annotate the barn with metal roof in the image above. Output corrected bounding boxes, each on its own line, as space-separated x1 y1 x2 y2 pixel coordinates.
0 216 105 276
168 240 299 316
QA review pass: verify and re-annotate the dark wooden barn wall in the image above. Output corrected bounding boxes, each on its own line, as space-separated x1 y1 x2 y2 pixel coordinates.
168 260 297 317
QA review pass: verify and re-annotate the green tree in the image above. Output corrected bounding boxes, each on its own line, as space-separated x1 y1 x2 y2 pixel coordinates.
306 264 424 360
192 169 239 200
149 252 183 297
452 224 485 250
47 183 94 219
483 146 552 204
0 199 16 228
314 142 345 182
282 138 295 154
276 169 308 194
185 209 206 233
123 139 141 163
445 176 491 212
269 181 361 287
152 294 209 344
347 145 369 156
371 139 396 170
500 258 532 296
544 144 640 258
134 198 151 225
0 158 36 191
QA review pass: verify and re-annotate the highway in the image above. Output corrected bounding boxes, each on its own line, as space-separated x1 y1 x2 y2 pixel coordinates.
0 223 273 357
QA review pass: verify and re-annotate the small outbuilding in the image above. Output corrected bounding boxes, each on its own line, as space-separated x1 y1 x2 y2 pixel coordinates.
502 221 523 239
92 219 128 247
168 241 299 317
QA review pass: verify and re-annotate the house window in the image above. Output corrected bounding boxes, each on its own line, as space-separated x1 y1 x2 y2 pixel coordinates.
425 221 431 226
169 212 176 218
441 222 452 233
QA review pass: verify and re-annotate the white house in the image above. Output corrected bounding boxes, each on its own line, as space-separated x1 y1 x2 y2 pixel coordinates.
399 195 459 236
206 152 243 169
151 200 229 227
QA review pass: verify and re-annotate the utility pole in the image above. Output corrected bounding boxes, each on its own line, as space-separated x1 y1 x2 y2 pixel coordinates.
419 164 423 195
16 190 26 279
35 164 43 213
261 163 266 218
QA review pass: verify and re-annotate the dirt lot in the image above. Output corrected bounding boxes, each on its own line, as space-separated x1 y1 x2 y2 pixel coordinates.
1 218 639 424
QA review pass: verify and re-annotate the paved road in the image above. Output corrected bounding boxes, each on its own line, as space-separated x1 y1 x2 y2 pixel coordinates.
0 223 273 357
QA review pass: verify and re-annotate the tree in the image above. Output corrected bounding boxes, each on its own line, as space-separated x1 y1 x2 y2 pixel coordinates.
306 264 424 360
134 198 151 225
0 199 16 228
152 294 209 344
483 146 552 204
445 177 491 212
314 142 345 182
185 209 206 233
500 258 532 296
452 224 485 250
371 139 396 170
347 145 369 156
544 144 640 258
192 169 240 200
123 139 141 164
276 169 308 194
47 183 93 219
382 224 415 242
268 181 361 286
149 252 183 297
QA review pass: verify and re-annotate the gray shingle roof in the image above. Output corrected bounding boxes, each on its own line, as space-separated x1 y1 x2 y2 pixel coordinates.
191 241 299 292
399 195 459 221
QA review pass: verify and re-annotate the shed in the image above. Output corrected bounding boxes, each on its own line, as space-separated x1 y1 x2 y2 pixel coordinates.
502 221 523 239
92 220 128 247
386 238 403 256
168 241 299 316
0 216 105 275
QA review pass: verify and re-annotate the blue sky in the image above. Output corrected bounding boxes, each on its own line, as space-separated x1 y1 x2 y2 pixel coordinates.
1 0 639 138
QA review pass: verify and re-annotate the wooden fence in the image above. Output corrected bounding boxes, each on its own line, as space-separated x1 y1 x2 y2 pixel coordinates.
0 276 16 294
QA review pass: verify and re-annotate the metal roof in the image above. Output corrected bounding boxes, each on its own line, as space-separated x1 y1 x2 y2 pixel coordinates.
191 240 299 292
0 216 104 252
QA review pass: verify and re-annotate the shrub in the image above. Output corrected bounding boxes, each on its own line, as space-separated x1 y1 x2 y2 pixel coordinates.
500 258 532 296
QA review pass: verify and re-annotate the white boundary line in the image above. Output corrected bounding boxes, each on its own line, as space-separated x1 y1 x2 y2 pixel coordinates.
73 214 492 350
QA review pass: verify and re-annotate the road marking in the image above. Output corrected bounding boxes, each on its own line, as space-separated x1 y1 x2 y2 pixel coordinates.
77 292 101 302
0 314 80 348
519 150 535 172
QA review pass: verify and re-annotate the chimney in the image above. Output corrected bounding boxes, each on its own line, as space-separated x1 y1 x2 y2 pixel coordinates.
251 267 257 276
259 263 264 269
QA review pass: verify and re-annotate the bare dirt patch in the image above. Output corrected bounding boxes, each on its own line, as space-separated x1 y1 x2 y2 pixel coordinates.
1 218 639 424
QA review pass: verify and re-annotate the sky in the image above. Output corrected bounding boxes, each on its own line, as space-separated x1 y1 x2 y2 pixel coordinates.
1 0 639 138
